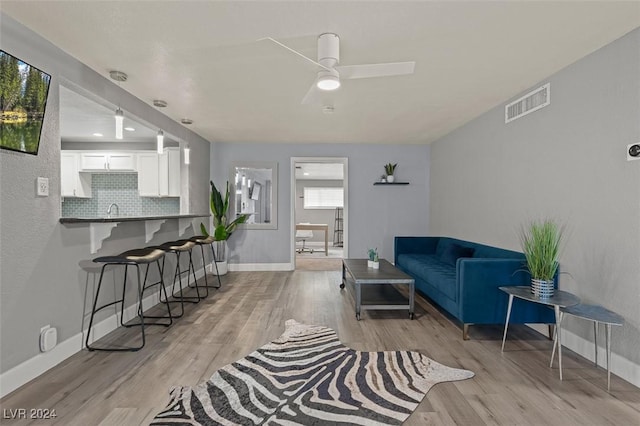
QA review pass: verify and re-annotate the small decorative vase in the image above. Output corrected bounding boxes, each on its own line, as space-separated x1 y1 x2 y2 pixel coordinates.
367 260 374 268
372 261 380 269
386 175 395 183
531 278 554 298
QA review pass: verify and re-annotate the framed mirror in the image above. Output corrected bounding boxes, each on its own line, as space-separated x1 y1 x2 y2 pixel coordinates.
230 161 278 230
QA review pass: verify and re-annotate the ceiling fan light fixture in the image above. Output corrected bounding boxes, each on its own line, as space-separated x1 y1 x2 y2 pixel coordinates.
317 74 340 91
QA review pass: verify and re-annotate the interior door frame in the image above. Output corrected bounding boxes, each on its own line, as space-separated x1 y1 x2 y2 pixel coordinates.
290 157 348 268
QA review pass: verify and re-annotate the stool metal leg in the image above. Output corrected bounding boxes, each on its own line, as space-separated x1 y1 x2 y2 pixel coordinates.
606 323 611 391
594 321 598 367
87 262 145 352
86 263 109 351
133 260 173 327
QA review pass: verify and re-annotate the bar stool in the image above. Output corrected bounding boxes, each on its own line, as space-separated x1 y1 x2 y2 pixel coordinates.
157 240 201 319
85 247 167 352
190 235 222 290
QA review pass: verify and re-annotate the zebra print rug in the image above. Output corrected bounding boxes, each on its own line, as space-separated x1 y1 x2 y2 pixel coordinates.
151 320 474 425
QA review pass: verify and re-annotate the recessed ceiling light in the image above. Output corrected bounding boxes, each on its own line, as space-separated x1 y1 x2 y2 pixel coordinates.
153 100 167 108
303 172 310 176
124 127 135 132
92 133 103 137
181 118 193 125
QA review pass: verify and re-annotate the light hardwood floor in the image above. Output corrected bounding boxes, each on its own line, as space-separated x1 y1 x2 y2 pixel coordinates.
1 270 639 425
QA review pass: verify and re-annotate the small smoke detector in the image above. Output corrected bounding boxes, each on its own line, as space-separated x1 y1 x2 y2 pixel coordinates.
322 106 334 114
109 70 128 82
181 118 193 125
153 99 168 108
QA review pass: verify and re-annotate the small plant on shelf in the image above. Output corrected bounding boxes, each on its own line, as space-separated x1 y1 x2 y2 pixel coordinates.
384 163 397 182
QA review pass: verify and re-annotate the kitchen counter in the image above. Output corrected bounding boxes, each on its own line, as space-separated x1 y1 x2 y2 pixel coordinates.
60 214 211 253
59 213 208 223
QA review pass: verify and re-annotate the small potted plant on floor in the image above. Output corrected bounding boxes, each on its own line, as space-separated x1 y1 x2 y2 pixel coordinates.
201 180 249 275
519 219 564 298
384 163 397 183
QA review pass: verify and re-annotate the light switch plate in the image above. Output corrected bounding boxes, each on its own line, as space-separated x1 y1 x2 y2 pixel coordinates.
37 177 49 196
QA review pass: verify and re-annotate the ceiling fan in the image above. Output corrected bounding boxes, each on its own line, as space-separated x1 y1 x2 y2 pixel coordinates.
262 33 416 104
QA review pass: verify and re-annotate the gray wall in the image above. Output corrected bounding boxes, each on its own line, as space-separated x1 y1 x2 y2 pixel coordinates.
295 179 343 244
429 29 640 377
211 143 430 264
0 14 211 374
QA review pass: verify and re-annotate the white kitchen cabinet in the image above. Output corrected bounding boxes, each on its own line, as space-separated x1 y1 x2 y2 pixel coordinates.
137 148 180 197
61 152 92 197
80 152 136 171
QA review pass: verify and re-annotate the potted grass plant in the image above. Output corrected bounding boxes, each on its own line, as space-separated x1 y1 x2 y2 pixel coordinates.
201 180 249 275
519 219 564 298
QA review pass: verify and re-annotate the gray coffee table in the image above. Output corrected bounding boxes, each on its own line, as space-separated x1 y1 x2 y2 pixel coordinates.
341 259 415 320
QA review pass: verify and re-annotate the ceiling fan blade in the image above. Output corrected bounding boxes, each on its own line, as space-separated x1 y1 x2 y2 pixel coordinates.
336 61 415 80
258 37 331 72
301 81 321 105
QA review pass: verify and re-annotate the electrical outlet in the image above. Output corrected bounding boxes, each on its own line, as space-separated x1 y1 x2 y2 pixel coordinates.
37 177 49 196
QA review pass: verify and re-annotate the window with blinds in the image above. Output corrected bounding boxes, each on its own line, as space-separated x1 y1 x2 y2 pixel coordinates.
303 187 344 209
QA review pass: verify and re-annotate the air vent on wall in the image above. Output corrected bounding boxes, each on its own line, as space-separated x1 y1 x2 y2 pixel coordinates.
505 83 550 123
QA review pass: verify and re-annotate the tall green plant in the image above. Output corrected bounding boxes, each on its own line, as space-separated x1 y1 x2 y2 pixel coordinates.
520 220 563 281
200 180 249 241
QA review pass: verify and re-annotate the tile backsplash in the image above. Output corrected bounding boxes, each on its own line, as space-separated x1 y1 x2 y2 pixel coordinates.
62 173 180 217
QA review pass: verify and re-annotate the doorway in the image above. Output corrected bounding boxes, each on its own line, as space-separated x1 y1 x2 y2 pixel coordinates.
290 157 348 271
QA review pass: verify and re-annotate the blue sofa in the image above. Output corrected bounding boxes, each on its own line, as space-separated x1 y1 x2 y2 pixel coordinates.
394 236 555 339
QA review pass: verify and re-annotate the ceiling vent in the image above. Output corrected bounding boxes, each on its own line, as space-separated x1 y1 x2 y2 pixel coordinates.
505 83 550 123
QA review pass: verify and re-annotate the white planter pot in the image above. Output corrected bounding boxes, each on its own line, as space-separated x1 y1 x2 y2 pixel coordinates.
372 261 380 269
214 260 228 276
367 260 374 268
386 175 395 183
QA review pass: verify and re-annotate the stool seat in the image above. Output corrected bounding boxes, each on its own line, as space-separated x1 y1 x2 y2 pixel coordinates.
160 240 196 252
190 235 215 245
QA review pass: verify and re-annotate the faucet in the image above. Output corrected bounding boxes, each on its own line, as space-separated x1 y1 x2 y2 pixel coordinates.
107 203 119 217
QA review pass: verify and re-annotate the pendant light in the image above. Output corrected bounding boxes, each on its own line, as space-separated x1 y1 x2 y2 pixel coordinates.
114 108 124 139
109 71 128 140
184 145 190 165
157 130 164 154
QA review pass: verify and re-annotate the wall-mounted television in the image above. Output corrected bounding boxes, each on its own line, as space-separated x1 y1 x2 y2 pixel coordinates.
0 50 51 155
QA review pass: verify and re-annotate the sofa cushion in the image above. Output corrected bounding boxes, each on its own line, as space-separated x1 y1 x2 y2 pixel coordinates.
396 254 457 302
440 243 475 266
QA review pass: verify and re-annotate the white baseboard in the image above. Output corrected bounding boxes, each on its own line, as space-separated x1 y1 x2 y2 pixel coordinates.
0 267 206 399
228 263 294 272
560 327 640 388
527 323 639 388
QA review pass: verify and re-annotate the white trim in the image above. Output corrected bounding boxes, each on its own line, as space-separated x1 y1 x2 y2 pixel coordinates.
290 157 348 269
228 263 294 272
0 267 206 398
560 327 640 388
528 323 639 388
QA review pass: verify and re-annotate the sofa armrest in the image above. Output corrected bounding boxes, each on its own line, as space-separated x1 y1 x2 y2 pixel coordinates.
394 237 439 264
457 258 540 324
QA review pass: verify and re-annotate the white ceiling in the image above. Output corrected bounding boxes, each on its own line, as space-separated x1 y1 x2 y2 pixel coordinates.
3 1 639 145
